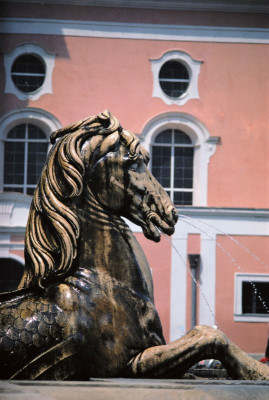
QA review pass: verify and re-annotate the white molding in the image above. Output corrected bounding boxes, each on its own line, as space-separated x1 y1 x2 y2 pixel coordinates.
176 206 269 219
234 273 269 323
3 43 56 101
151 51 202 106
140 112 217 207
0 193 32 227
199 234 217 326
0 107 62 139
170 235 188 341
1 18 269 44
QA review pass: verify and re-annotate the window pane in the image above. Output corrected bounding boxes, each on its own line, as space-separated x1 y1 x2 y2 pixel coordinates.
4 124 48 194
159 60 189 98
154 130 172 144
152 146 171 187
12 75 45 93
28 124 46 139
7 124 26 139
26 188 36 195
27 142 48 184
11 54 45 93
4 141 25 184
242 281 269 314
174 147 193 189
174 130 192 144
11 54 45 74
159 60 189 80
174 191 192 205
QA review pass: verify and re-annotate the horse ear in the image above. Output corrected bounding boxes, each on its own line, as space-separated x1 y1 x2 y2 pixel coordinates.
98 110 122 135
99 110 111 121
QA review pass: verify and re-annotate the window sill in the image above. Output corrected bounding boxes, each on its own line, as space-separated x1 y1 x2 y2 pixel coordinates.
234 313 269 323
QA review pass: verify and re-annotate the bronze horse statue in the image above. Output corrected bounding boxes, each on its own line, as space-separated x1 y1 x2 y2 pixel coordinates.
0 111 268 380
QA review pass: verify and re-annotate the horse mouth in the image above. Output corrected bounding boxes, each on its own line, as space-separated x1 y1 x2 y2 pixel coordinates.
142 211 177 242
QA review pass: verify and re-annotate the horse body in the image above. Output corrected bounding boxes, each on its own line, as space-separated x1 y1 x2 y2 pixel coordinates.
0 111 268 380
0 191 164 380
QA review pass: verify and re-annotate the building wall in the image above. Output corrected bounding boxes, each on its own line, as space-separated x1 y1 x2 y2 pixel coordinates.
1 34 268 208
0 1 268 355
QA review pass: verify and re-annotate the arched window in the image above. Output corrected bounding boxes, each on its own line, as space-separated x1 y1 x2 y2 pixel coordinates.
3 124 49 195
141 112 219 207
152 129 194 205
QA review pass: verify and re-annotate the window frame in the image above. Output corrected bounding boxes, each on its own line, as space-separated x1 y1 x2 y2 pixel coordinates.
152 129 194 205
4 44 55 101
158 60 190 99
234 273 269 322
11 53 46 94
3 123 49 195
151 50 202 106
0 108 62 194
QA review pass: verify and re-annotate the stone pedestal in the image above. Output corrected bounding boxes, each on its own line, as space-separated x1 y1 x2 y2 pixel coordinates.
1 378 268 400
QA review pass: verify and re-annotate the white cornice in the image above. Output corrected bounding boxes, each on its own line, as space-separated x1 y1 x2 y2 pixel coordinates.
2 1 269 13
1 18 269 44
177 206 269 219
0 192 32 207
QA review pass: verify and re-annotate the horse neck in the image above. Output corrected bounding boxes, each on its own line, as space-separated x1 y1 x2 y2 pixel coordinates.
74 192 154 299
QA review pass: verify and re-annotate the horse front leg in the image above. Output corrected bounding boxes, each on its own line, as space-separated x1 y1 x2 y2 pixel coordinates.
127 326 269 380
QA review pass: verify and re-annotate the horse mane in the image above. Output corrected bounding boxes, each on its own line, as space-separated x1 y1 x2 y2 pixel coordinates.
19 110 145 289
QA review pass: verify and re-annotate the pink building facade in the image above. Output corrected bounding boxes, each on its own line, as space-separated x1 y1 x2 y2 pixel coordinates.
0 0 268 356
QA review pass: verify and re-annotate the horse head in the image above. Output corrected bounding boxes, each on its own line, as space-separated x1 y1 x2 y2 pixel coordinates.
82 127 177 242
19 110 177 289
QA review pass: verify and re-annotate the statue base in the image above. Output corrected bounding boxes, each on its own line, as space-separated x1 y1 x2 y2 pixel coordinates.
1 378 268 400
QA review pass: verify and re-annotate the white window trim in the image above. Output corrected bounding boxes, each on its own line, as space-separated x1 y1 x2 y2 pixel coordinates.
150 51 202 106
234 273 269 323
0 108 62 192
4 44 55 101
140 112 218 206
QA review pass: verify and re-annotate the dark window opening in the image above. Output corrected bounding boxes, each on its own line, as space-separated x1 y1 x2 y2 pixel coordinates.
4 124 48 194
242 281 269 314
152 129 194 206
11 54 46 93
159 60 189 98
0 258 24 293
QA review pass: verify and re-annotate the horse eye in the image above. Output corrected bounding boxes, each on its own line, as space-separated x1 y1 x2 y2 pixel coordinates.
129 161 138 171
